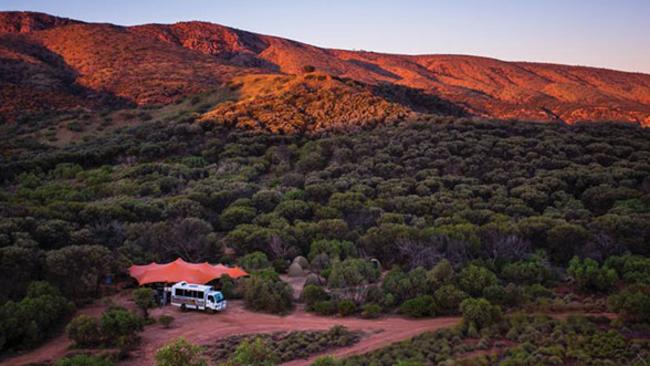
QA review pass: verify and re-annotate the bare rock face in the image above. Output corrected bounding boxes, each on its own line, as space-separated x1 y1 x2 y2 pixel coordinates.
287 262 305 278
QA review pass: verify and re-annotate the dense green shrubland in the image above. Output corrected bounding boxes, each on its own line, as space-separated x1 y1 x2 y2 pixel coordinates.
1 117 650 354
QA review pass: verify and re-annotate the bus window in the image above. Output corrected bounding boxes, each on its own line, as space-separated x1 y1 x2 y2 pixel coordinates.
197 291 204 299
208 295 214 302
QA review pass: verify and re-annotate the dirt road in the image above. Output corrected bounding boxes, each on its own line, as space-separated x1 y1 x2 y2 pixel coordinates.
1 295 459 366
4 295 614 366
124 302 460 366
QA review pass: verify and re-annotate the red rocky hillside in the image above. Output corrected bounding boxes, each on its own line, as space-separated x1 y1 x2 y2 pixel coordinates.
1 11 649 126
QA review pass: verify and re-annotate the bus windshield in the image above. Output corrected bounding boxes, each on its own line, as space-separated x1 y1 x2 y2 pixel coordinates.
213 292 224 302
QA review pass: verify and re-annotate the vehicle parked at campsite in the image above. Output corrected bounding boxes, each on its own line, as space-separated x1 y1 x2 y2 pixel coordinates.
170 281 227 312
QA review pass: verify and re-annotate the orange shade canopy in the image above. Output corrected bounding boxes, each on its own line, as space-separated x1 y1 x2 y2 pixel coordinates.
128 258 248 285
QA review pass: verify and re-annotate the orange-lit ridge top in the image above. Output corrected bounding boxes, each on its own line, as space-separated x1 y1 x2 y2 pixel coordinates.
128 258 248 285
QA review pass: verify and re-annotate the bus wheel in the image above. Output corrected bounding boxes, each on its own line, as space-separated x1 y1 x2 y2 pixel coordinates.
180 304 186 312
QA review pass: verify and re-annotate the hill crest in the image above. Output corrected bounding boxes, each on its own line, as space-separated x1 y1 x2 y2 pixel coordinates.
1 11 649 127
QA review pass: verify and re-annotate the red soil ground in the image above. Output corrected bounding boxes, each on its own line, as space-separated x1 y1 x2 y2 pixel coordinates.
0 286 619 366
128 303 460 366
0 295 459 366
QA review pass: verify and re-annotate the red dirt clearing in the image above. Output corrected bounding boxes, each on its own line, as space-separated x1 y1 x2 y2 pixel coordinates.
3 294 616 366
125 302 460 366
1 297 459 366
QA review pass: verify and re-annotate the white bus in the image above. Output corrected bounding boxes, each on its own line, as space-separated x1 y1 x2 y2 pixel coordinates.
170 281 227 312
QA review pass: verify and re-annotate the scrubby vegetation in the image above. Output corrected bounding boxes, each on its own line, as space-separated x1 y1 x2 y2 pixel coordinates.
66 306 143 351
1 116 650 358
323 315 650 366
0 281 74 352
241 270 293 314
207 326 362 363
155 337 206 366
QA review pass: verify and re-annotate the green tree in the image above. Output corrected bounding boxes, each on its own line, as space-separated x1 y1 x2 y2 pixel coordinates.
360 224 418 264
133 287 156 319
382 267 429 303
302 284 330 311
66 315 101 347
547 223 590 262
433 285 468 315
99 307 143 346
275 200 312 222
45 245 113 301
567 257 618 293
242 271 293 314
328 259 380 302
308 239 355 261
501 257 551 285
426 259 455 289
0 281 74 351
460 298 502 331
400 295 435 318
220 205 257 230
238 251 272 271
457 265 498 297
0 245 39 302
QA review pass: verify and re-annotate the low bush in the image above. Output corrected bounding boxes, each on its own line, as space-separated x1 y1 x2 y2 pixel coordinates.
399 295 435 318
459 298 502 333
525 283 553 299
337 299 357 317
433 285 467 315
155 337 206 366
210 326 361 364
99 306 143 347
56 355 113 366
361 303 382 319
67 315 101 347
457 265 498 297
608 285 650 323
132 287 156 318
313 300 337 316
568 257 618 293
302 284 329 310
225 337 278 366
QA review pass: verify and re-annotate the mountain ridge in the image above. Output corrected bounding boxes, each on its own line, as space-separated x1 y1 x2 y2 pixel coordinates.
1 11 649 127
